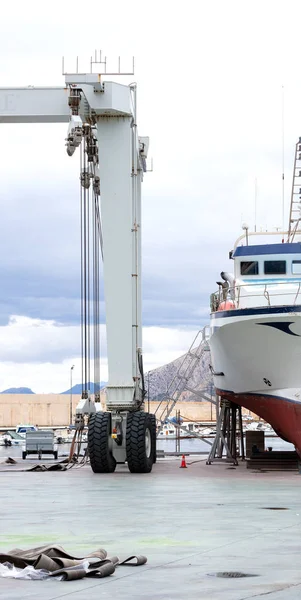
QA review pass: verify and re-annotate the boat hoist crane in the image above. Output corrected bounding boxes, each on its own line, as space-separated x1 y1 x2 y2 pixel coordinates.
0 54 157 473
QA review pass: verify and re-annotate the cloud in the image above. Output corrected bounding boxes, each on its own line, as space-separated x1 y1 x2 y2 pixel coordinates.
0 315 201 393
0 315 82 363
0 0 301 387
143 326 200 372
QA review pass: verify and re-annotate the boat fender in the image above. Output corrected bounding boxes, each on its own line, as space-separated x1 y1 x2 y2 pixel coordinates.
217 300 235 311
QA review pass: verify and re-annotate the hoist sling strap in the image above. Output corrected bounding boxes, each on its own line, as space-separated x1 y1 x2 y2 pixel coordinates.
0 544 147 581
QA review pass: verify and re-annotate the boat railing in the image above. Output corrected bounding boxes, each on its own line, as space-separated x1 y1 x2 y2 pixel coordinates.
210 280 301 312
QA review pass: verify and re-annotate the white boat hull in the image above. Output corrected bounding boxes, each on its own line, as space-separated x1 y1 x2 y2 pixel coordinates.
210 305 301 451
210 307 301 393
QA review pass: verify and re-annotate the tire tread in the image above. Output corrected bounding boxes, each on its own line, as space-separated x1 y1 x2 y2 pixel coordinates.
88 412 116 473
126 412 155 473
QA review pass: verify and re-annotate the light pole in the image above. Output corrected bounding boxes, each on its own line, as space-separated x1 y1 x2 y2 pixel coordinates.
70 365 75 426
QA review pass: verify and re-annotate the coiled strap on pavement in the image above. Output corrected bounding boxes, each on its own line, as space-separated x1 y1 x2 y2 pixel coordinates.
0 544 147 581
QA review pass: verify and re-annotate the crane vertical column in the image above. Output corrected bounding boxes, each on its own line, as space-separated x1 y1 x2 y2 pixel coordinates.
97 116 140 409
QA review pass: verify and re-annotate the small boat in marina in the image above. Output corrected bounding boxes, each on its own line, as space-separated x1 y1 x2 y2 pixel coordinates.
0 431 24 446
15 424 38 438
157 421 216 439
0 425 38 446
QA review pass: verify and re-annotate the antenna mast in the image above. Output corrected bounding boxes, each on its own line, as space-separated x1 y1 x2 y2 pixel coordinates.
281 85 285 242
254 177 257 232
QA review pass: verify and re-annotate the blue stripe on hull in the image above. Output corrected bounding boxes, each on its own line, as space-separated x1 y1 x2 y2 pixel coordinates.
240 278 301 283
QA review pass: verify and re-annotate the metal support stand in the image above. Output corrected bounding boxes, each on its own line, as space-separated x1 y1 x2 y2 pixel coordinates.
175 410 181 453
206 399 245 465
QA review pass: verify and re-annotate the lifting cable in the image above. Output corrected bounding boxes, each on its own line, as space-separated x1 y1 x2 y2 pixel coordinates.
81 136 90 398
79 126 103 405
80 145 84 396
65 90 105 462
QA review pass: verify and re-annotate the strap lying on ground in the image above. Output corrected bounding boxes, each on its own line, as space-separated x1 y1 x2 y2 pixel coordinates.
27 463 68 472
0 544 147 581
0 458 76 473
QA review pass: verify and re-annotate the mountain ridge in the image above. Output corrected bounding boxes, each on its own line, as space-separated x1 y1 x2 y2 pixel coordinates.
61 382 107 395
146 350 212 402
0 351 212 400
0 387 35 394
0 382 108 395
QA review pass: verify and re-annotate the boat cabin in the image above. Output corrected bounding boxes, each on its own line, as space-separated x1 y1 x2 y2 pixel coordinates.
230 242 301 309
233 242 301 281
211 242 301 312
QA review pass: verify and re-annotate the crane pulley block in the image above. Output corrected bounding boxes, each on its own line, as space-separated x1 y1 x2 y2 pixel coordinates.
66 115 83 156
93 176 100 196
80 169 91 189
68 88 81 115
86 135 98 164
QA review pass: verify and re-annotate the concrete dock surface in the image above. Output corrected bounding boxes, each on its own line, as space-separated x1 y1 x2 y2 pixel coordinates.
0 456 301 599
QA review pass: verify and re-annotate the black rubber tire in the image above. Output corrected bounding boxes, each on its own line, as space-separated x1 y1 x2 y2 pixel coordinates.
88 412 116 473
54 451 58 460
149 413 157 463
126 412 155 473
22 451 26 460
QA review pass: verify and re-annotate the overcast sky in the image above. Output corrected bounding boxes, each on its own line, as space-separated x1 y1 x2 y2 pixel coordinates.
0 0 300 392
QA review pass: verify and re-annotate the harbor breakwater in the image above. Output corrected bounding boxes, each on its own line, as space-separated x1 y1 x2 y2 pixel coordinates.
0 393 220 427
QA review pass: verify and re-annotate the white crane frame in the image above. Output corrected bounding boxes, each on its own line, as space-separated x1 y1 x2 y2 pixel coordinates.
0 63 155 472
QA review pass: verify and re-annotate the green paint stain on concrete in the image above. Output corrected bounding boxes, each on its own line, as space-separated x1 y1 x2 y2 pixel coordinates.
0 534 53 543
0 534 71 546
0 534 112 554
138 537 198 547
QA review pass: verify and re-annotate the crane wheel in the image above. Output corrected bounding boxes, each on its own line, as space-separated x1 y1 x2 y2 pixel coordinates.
126 412 155 473
88 412 116 473
149 413 157 463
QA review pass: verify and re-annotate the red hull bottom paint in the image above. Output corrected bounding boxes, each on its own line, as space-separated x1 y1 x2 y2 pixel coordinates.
216 388 301 456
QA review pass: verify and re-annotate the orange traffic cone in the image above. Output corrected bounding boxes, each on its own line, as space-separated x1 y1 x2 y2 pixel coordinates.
180 454 187 468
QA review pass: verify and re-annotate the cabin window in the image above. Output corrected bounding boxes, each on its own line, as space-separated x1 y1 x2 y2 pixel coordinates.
292 260 301 274
264 260 286 275
240 261 259 275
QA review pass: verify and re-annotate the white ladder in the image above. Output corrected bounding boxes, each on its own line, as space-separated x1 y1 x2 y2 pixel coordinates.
287 137 301 242
155 327 211 434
